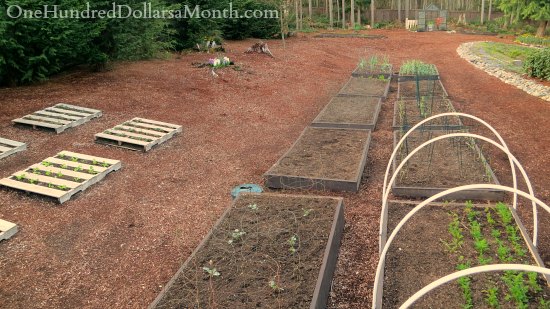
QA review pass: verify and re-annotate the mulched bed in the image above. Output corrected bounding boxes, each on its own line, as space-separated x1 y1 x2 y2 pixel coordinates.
312 96 381 130
151 193 342 309
383 201 550 308
393 98 461 131
1 30 550 309
338 76 390 98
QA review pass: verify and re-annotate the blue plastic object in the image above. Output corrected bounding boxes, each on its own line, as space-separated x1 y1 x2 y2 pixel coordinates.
231 184 263 199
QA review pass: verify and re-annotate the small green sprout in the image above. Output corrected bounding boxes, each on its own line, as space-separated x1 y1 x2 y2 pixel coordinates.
228 229 246 244
41 161 52 167
15 174 27 181
71 157 78 162
302 208 313 217
29 178 37 184
45 170 52 176
56 172 63 178
73 177 81 182
269 279 284 292
288 235 298 254
101 161 109 168
74 165 83 172
47 182 54 188
57 185 68 191
248 203 258 211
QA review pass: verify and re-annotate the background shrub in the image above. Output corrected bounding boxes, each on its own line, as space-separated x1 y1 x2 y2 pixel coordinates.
524 48 550 81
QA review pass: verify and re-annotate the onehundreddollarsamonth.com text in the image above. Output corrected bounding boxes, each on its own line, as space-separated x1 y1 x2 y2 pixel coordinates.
5 2 279 19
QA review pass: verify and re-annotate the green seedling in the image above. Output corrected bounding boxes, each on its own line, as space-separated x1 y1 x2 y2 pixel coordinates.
29 178 37 185
302 208 313 217
443 212 463 253
57 185 68 191
15 174 27 181
503 271 529 308
228 229 246 244
73 177 81 182
269 279 284 292
92 159 98 165
288 235 298 254
74 165 83 172
527 272 542 293
248 203 258 210
101 161 109 168
41 161 52 167
58 153 66 159
47 182 54 188
484 286 499 308
203 266 220 277
71 157 78 162
56 172 63 178
88 166 97 174
457 262 473 309
45 170 52 176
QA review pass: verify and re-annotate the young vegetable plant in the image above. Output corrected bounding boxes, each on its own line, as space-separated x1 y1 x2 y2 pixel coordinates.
288 235 298 254
228 229 246 244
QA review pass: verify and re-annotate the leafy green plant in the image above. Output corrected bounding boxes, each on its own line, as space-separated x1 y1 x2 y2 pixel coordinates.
71 157 79 162
228 229 246 244
484 286 499 308
457 262 473 309
288 235 298 254
302 208 313 217
203 266 220 277
248 203 258 211
15 174 27 181
41 161 52 167
503 271 529 308
269 278 284 292
74 166 83 172
399 60 438 76
29 178 38 185
524 48 550 81
57 185 68 191
444 212 463 253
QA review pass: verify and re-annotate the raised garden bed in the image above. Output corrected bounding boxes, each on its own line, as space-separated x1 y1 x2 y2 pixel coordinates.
392 130 504 200
398 60 440 82
313 33 386 39
382 200 549 308
337 76 391 99
12 103 102 133
264 127 371 192
397 79 448 99
95 118 182 152
0 151 121 203
311 96 382 130
392 98 462 131
0 137 26 160
351 56 393 78
0 219 18 241
149 193 344 309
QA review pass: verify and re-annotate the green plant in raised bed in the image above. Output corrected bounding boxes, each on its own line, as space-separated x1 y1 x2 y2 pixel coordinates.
358 57 367 69
269 278 284 292
29 178 37 185
58 153 66 159
302 208 313 217
45 170 52 176
540 298 550 309
32 168 40 174
203 265 220 277
74 165 83 172
381 55 391 72
457 261 474 309
248 203 258 210
369 55 378 71
57 185 68 191
42 161 52 167
228 229 246 244
61 164 68 169
15 174 27 181
399 60 438 76
56 172 63 178
47 182 54 189
527 272 542 293
92 159 98 165
88 166 97 174
484 286 499 308
71 157 78 162
288 235 298 254
443 212 463 253
503 271 529 308
101 161 109 168
73 177 81 182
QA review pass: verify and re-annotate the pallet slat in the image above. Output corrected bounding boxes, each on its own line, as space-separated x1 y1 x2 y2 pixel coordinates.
13 103 102 134
28 164 96 180
0 151 121 203
95 118 182 152
0 137 26 160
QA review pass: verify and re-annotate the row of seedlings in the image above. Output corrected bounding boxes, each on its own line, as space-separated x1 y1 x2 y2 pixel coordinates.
265 57 392 192
377 115 550 308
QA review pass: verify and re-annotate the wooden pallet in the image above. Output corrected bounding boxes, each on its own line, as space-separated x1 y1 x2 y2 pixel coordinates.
95 118 182 152
0 151 121 203
0 137 26 160
13 103 102 134
0 219 18 241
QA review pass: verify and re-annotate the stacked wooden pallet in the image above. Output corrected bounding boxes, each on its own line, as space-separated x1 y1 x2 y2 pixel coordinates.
0 137 26 160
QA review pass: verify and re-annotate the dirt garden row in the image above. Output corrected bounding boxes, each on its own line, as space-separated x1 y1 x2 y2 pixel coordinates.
0 29 549 308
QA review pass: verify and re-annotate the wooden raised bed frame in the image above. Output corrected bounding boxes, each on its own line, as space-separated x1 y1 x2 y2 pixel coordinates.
311 96 382 130
264 127 371 192
391 130 504 201
12 103 102 133
381 201 549 308
392 98 463 131
0 151 121 203
397 79 448 99
337 76 391 99
95 118 182 152
351 64 393 78
0 219 18 241
397 66 440 82
149 193 345 309
0 138 26 160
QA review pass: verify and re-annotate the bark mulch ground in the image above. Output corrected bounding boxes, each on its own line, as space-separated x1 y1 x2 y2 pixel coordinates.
0 29 549 308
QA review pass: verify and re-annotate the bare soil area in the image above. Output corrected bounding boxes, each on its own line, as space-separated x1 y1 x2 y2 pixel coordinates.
0 29 549 308
313 96 380 128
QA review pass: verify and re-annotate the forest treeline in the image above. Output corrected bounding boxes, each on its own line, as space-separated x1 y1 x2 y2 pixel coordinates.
0 0 548 86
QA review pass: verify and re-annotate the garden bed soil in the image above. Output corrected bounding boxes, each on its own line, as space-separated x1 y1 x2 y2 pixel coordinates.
392 98 462 131
382 201 549 308
392 130 504 200
337 76 391 99
397 79 448 99
149 193 344 309
265 127 371 192
313 33 386 39
311 96 382 130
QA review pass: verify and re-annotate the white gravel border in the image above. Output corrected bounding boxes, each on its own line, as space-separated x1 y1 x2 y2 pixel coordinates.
457 42 550 102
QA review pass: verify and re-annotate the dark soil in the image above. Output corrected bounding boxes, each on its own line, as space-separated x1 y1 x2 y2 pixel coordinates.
394 98 462 129
152 194 340 309
313 96 380 127
267 127 370 180
395 130 492 187
398 79 448 98
338 77 389 97
384 201 550 308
